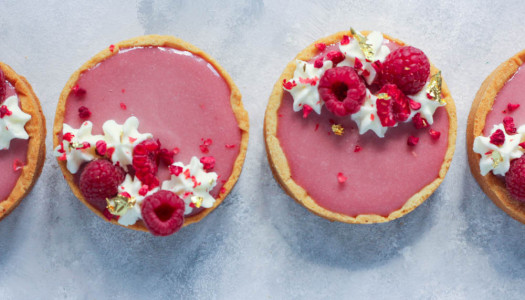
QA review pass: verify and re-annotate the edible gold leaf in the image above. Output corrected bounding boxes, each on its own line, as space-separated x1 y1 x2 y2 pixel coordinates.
191 196 204 208
426 71 445 104
350 28 374 60
106 194 136 216
332 124 345 136
376 93 391 100
491 151 503 168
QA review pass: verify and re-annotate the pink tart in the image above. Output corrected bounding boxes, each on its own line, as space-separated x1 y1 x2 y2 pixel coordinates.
468 49 525 224
0 62 46 221
265 30 457 223
53 36 249 235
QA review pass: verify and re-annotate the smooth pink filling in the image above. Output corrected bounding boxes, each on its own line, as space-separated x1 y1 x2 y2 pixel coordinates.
277 42 450 217
483 65 525 135
0 81 29 202
62 47 241 209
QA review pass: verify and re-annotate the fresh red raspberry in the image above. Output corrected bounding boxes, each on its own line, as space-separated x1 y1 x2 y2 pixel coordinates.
141 190 185 236
132 139 161 189
79 159 125 211
318 66 366 116
0 69 5 103
381 46 430 95
376 84 411 127
505 156 525 203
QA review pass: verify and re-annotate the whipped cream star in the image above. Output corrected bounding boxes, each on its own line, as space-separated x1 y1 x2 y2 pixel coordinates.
0 96 31 150
162 156 218 215
351 89 387 138
115 174 159 226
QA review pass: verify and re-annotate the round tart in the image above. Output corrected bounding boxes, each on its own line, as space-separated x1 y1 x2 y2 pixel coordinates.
0 62 46 221
467 50 525 224
265 30 456 223
53 35 249 235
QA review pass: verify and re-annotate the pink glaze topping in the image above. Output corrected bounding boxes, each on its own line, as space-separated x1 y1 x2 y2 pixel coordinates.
62 47 241 202
277 42 450 217
0 81 29 202
483 65 525 136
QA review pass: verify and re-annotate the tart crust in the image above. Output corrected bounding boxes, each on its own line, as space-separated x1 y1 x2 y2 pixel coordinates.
53 35 249 232
0 62 46 221
467 49 525 224
264 30 457 223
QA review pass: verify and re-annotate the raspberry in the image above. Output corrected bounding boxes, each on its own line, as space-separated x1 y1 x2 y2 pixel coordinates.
78 106 91 119
407 136 419 146
381 46 430 95
141 190 185 236
376 84 411 127
318 66 366 116
326 51 345 65
412 112 429 129
132 139 161 189
489 129 505 146
0 69 5 103
159 148 175 165
79 159 125 211
503 116 517 135
200 156 215 170
508 103 520 112
505 156 525 203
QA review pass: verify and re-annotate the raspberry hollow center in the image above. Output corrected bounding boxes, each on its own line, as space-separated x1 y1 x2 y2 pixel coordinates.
155 204 175 222
332 82 349 101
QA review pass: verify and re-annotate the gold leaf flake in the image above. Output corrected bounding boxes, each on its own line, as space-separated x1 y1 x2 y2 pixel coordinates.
350 28 375 60
376 93 391 100
426 71 445 104
491 151 503 168
191 196 204 208
332 124 344 136
106 194 136 216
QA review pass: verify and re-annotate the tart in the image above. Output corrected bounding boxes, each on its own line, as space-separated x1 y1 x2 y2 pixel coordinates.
0 62 46 221
53 35 249 235
265 29 456 223
467 49 525 224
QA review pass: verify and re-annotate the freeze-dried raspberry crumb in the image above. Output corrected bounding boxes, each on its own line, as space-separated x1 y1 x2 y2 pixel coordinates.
283 79 297 90
429 129 441 140
71 84 87 97
78 106 91 119
315 43 327 51
0 105 12 118
225 144 235 149
337 172 347 183
120 102 127 110
326 51 345 65
354 145 362 152
95 140 107 156
407 136 419 146
489 129 505 146
159 148 174 165
303 104 313 118
109 44 115 52
314 57 324 68
200 156 215 170
318 66 366 116
141 190 185 236
79 159 125 211
341 35 350 45
412 113 429 129
12 159 23 171
381 46 430 95
409 99 421 110
503 116 517 135
508 103 520 112
169 165 183 176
